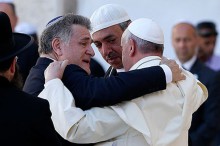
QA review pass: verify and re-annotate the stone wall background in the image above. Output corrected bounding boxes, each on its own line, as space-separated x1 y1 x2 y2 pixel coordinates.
14 0 77 35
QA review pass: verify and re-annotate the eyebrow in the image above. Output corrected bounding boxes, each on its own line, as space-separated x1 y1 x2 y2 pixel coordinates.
92 34 115 44
80 37 92 43
103 34 115 41
80 37 91 41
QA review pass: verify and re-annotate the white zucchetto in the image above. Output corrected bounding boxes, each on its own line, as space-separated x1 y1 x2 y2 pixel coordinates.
128 18 164 44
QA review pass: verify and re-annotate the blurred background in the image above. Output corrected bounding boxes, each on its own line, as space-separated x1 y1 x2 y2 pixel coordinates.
14 0 220 70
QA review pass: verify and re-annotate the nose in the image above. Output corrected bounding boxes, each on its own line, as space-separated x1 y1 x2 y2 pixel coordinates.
177 41 185 50
87 45 95 57
102 43 111 57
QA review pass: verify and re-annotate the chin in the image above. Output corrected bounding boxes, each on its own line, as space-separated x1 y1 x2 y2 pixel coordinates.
83 67 91 75
112 63 123 69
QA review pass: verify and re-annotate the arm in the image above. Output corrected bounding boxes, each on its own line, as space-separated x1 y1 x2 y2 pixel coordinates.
63 64 167 110
39 79 129 143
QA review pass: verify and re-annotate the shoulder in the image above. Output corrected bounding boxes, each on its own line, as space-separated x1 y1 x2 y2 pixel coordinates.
194 60 215 75
16 89 50 114
63 64 88 78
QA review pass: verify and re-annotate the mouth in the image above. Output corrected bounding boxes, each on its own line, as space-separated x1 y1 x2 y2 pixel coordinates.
107 56 119 63
82 59 90 64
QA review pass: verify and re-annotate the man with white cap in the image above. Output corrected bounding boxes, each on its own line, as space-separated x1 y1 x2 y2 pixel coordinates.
90 4 179 78
39 18 208 146
90 4 130 77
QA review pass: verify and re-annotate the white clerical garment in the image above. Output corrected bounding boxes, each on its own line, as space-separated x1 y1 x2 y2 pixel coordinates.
39 56 208 146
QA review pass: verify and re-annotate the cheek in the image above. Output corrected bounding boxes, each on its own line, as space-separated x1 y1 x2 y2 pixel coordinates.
122 48 128 62
98 49 105 57
113 46 122 56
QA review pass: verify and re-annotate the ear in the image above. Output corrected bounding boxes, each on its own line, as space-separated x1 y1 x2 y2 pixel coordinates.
9 58 16 74
129 39 136 57
7 57 17 81
52 38 63 56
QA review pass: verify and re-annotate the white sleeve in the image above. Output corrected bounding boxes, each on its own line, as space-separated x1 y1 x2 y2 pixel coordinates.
38 79 128 144
160 64 172 83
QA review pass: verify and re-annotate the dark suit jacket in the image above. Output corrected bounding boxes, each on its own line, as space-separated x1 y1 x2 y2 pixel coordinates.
23 57 167 145
17 42 39 84
24 57 166 110
0 76 61 146
90 58 105 77
189 59 220 146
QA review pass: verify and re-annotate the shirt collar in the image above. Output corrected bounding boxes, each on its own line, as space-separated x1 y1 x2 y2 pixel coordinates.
116 68 125 72
176 55 197 70
129 56 161 71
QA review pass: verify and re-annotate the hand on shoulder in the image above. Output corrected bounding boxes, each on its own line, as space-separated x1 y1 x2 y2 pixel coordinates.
44 60 69 83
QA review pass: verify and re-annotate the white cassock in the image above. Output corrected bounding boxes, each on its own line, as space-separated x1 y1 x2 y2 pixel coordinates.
39 56 208 146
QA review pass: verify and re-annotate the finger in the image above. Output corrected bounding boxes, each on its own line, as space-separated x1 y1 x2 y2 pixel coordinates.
161 57 168 63
161 56 167 60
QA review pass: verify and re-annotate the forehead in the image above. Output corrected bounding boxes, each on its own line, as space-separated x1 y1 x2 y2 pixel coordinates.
173 25 195 38
92 25 123 41
71 24 91 41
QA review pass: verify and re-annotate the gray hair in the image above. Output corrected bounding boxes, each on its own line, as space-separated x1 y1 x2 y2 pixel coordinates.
39 13 91 54
124 30 164 54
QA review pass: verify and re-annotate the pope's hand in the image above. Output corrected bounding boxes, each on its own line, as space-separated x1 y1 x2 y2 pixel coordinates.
44 60 69 83
161 57 186 82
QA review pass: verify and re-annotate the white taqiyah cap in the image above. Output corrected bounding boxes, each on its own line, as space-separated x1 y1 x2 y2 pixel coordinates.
90 4 130 35
0 0 13 3
128 18 164 44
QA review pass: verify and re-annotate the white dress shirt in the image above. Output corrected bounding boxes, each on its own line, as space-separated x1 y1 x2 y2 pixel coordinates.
176 55 197 71
39 56 208 146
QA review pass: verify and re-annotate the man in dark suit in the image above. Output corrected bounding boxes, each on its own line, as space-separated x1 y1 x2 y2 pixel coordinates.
0 11 61 146
0 1 39 84
172 22 220 146
90 4 131 77
24 13 185 111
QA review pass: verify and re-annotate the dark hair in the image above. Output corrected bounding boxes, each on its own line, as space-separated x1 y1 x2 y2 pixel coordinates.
196 21 218 37
0 57 14 72
39 13 91 54
118 20 131 31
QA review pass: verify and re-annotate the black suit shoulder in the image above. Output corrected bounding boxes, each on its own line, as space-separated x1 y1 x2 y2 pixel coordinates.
0 82 61 146
190 59 216 85
189 59 220 146
23 57 53 97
